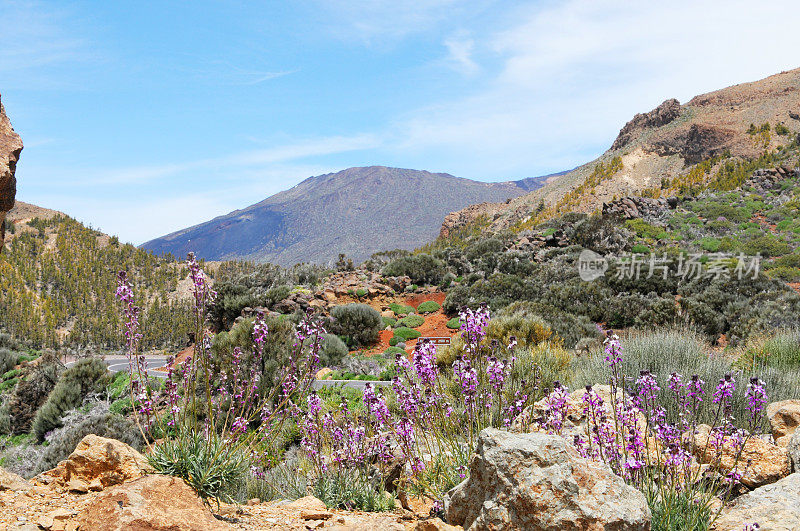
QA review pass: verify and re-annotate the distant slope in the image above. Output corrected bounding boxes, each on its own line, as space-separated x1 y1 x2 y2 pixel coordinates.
442 67 800 235
141 166 538 265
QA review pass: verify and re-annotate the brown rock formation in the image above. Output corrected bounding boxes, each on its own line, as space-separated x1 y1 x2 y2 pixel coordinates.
0 93 23 249
611 98 681 151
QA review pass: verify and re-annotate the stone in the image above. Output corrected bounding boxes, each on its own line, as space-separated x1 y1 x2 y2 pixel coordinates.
691 425 791 488
445 428 651 530
788 429 800 472
0 467 32 492
415 518 461 530
767 399 800 447
713 472 800 530
74 475 225 530
286 495 327 512
40 434 154 492
37 508 71 530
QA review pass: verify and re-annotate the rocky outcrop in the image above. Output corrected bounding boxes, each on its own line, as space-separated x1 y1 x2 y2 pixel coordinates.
713 472 800 531
653 123 736 164
74 475 225 531
0 93 24 248
767 399 800 448
611 98 681 151
601 196 676 221
445 428 651 530
744 167 800 195
37 434 153 493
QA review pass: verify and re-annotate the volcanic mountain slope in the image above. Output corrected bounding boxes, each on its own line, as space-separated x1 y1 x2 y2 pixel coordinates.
443 67 800 235
142 166 543 265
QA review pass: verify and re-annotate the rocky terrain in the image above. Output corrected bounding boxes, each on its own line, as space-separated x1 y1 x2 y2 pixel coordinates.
141 166 544 266
442 68 800 236
0 93 23 249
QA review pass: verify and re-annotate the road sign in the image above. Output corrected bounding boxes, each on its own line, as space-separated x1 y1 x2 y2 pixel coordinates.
421 337 451 345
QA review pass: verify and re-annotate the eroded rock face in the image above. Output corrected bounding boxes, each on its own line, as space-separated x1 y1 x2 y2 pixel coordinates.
0 93 23 247
611 98 681 151
788 430 800 472
75 474 226 531
38 434 153 493
445 428 651 531
713 472 800 531
767 399 800 448
0 467 32 492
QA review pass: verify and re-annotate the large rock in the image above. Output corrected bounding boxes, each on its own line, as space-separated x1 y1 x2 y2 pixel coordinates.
39 434 154 493
0 467 32 492
445 428 651 530
712 472 800 531
75 474 226 530
767 399 800 447
0 93 23 248
691 425 791 489
789 430 800 472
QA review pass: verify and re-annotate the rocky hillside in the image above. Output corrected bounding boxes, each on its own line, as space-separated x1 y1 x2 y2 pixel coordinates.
141 166 541 266
442 68 800 235
0 93 23 248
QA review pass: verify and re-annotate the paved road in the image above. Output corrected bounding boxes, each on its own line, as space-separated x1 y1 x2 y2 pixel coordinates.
72 355 388 390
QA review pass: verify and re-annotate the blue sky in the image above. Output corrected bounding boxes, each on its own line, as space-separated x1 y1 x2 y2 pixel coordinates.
2 0 799 244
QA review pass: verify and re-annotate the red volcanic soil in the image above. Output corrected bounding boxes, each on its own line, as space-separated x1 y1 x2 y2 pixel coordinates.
361 292 457 356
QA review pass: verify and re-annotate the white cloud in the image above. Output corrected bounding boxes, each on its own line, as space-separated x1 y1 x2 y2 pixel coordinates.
394 0 800 177
444 33 479 76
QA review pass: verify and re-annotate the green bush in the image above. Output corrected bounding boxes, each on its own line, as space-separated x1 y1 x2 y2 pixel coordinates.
631 244 650 254
330 304 382 348
320 334 349 366
389 303 415 316
31 358 110 441
381 316 397 328
396 314 424 329
1 354 62 435
446 317 461 330
742 235 791 257
389 337 401 346
383 346 407 356
486 306 554 348
355 288 368 298
416 301 441 314
0 348 20 375
382 254 446 285
393 327 421 342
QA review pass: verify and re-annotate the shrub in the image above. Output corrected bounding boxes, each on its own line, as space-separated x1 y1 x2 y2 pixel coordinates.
392 327 421 342
382 254 446 285
742 235 791 257
396 314 424 329
631 244 650 254
383 346 406 356
381 316 397 328
355 288 368 298
389 303 415 316
0 348 20 374
389 336 401 346
31 358 110 441
2 354 62 435
319 334 348 367
446 317 461 329
486 307 554 348
330 304 382 348
416 301 441 314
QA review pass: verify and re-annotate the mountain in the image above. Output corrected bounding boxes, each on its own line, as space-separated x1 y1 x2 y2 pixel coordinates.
0 93 23 247
142 166 543 265
442 68 800 236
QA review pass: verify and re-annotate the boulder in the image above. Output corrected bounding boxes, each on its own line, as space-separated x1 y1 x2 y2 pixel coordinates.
0 467 32 492
39 434 153 493
415 518 461 531
445 428 651 530
767 399 800 447
74 474 226 530
713 472 800 531
690 425 791 489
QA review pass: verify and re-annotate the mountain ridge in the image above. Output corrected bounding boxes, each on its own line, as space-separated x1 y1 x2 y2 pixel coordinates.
141 165 551 265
